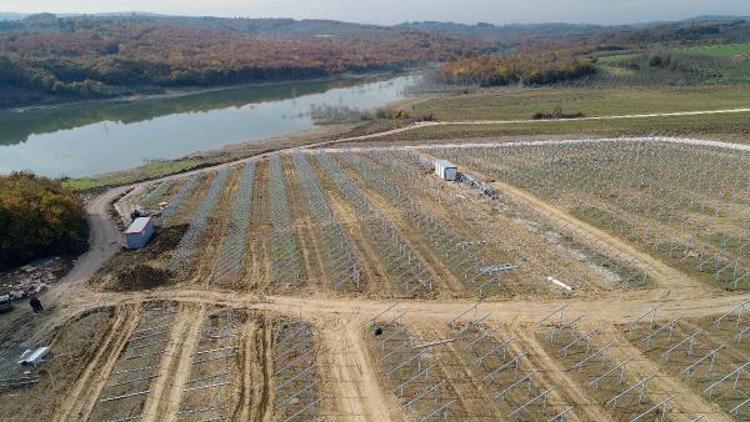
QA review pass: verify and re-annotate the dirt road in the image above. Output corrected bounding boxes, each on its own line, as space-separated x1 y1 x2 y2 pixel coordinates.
0 186 130 357
51 187 131 303
310 107 750 148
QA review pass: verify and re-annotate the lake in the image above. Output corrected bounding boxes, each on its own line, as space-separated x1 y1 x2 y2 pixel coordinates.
0 74 420 178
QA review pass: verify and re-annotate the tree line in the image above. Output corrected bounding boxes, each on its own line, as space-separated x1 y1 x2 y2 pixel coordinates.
439 52 596 86
0 173 88 270
0 17 487 105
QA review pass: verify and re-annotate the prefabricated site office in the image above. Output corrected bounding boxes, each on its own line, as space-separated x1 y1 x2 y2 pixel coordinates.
124 217 155 249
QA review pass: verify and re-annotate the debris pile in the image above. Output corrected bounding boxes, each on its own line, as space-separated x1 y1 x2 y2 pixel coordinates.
115 265 172 291
145 224 189 256
456 172 499 199
0 257 68 299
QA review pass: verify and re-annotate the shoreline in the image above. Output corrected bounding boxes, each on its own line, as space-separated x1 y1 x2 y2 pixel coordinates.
61 122 372 191
4 69 420 114
63 102 750 192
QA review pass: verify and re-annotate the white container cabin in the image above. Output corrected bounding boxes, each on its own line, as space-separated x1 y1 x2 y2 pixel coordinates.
434 160 458 181
124 217 155 250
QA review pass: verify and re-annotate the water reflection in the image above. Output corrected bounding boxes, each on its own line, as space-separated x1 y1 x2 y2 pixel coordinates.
0 74 417 177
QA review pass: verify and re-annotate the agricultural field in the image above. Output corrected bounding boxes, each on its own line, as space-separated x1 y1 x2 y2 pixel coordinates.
408 86 750 122
594 43 750 86
676 43 750 58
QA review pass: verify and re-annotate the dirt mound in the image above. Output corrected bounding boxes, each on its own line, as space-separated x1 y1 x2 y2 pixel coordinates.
114 265 173 291
144 224 189 257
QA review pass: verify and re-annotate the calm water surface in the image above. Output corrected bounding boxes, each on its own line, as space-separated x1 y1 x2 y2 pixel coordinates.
0 74 419 177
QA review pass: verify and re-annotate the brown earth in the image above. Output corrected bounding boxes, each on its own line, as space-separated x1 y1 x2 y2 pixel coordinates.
2 136 749 421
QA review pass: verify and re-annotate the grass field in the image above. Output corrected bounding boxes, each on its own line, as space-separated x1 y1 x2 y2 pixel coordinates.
596 53 638 64
597 43 750 63
409 86 750 121
593 43 750 85
677 42 750 57
367 111 750 146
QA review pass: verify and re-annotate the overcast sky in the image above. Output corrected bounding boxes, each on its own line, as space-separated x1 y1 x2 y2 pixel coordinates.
4 0 750 25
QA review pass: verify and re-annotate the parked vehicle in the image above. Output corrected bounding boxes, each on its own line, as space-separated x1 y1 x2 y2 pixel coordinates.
0 294 14 313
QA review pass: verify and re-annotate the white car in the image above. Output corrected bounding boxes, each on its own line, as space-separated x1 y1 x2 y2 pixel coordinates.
0 294 13 313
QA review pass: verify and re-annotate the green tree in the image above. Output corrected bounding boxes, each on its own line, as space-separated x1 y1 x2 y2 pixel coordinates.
0 173 88 270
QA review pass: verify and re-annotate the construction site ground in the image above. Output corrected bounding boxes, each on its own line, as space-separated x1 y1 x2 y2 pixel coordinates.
0 134 748 422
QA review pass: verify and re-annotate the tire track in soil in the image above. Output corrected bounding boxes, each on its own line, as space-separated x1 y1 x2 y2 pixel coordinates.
154 304 207 422
264 317 276 422
282 156 327 293
310 157 389 298
326 192 392 298
53 304 141 422
484 175 708 296
195 168 240 290
511 325 612 422
247 160 272 293
141 304 205 422
237 315 271 421
320 317 397 421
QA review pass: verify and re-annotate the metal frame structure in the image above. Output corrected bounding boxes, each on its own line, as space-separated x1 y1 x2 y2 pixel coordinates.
169 169 231 274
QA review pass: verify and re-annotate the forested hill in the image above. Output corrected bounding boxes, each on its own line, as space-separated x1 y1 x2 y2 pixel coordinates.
2 13 750 108
0 14 489 108
401 18 750 47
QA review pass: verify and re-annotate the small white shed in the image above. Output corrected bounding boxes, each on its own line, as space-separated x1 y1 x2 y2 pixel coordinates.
434 160 458 181
124 217 155 250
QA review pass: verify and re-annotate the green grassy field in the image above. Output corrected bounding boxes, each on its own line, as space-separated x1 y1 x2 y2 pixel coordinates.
598 43 750 62
62 158 210 191
369 110 750 145
677 42 750 57
410 86 750 121
596 53 638 64
593 43 750 85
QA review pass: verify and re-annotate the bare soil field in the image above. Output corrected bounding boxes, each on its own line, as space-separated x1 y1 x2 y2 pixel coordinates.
3 136 750 421
431 140 750 291
0 307 116 421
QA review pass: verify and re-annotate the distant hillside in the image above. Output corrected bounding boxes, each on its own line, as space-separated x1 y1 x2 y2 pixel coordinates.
0 13 26 21
2 12 750 108
401 18 750 47
138 16 390 38
399 21 609 39
686 15 749 22
8 13 396 39
0 14 488 108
